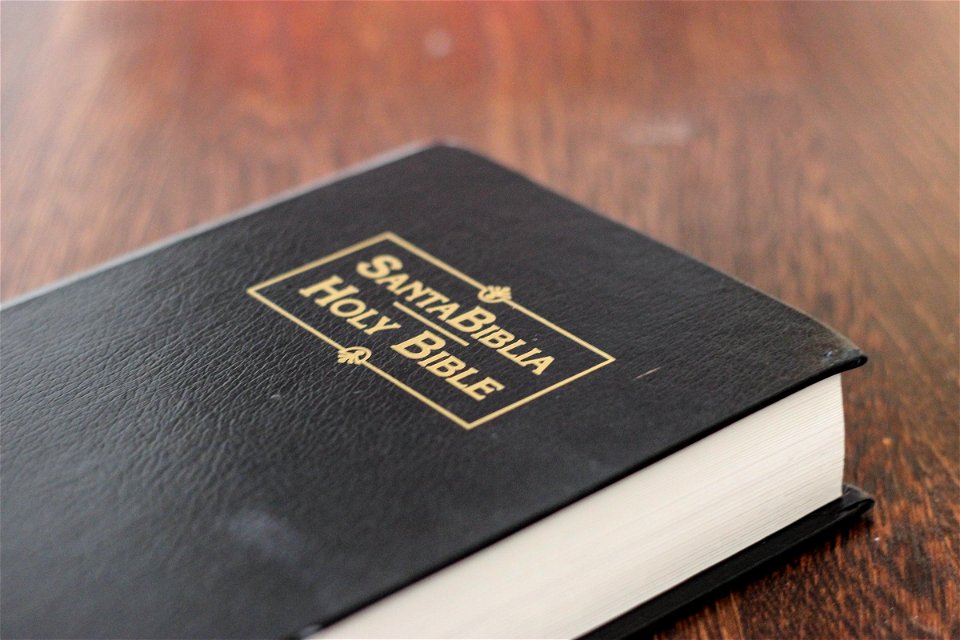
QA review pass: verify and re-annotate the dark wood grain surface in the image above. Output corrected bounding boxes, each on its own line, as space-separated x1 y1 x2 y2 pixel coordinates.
2 2 957 638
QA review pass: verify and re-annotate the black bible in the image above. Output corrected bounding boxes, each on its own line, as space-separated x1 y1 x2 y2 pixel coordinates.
0 144 872 638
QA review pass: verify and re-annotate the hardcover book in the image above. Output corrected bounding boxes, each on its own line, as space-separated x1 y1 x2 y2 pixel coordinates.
0 144 872 638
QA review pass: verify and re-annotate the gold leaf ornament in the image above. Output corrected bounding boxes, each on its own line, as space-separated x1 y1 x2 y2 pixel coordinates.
336 346 372 365
478 285 512 304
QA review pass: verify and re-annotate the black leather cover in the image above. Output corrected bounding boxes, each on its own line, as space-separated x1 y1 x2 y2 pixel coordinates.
0 144 867 638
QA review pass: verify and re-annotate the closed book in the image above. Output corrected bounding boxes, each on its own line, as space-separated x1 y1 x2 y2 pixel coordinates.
0 144 871 638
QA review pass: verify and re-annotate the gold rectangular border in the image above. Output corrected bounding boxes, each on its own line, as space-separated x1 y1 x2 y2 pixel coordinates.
247 232 615 429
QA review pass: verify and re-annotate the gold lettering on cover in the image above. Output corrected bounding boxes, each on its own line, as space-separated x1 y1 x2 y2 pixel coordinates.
477 328 515 349
248 233 615 429
362 315 401 336
496 341 553 373
395 280 429 300
448 306 497 334
354 254 551 375
299 275 358 303
391 330 447 360
392 302 469 347
425 354 466 377
356 254 403 279
345 308 378 329
414 291 449 308
423 302 459 320
376 273 409 291
391 331 505 399
461 376 505 401
328 298 366 317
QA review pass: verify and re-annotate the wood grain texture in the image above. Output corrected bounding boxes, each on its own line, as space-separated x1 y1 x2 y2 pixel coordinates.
2 2 957 638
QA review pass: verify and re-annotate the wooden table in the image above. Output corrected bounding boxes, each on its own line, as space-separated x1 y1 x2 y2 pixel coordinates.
2 2 957 637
